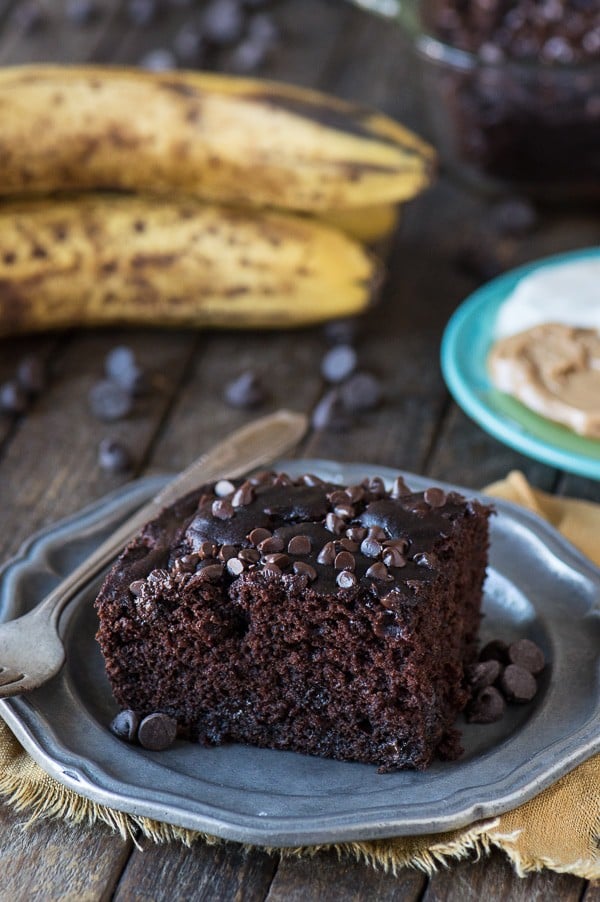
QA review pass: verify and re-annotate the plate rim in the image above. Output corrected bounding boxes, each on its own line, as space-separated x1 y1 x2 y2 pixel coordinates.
1 463 599 846
441 245 600 480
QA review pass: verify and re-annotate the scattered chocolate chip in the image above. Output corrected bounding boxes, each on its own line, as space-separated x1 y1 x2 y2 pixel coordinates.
361 537 382 558
293 561 317 581
333 502 355 519
263 552 290 570
328 489 349 505
466 659 502 691
413 552 436 568
345 484 365 503
0 381 28 415
175 553 199 573
466 686 506 724
247 527 272 546
98 437 132 473
317 542 336 565
325 512 345 535
202 0 244 45
126 0 159 26
312 388 351 432
66 0 99 25
382 547 406 568
238 547 260 563
212 498 234 519
479 639 509 664
89 379 133 421
224 370 267 408
198 541 218 559
368 525 387 540
218 544 237 562
490 197 538 237
232 482 255 507
500 664 538 703
257 535 285 554
105 346 147 395
195 562 224 582
334 551 355 571
337 570 357 588
366 562 392 581
367 477 386 497
507 639 545 675
287 535 311 555
390 476 411 499
262 563 282 577
110 709 140 742
321 344 358 383
323 317 359 346
173 23 205 64
17 355 45 395
214 479 236 497
226 557 245 576
424 487 447 508
338 537 359 553
129 580 146 597
346 526 367 542
138 712 177 751
148 568 169 583
139 48 177 71
339 371 383 412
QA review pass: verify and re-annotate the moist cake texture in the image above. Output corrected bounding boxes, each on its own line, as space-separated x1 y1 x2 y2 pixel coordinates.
95 471 491 771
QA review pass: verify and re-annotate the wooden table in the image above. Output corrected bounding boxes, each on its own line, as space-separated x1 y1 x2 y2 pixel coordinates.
0 1 599 899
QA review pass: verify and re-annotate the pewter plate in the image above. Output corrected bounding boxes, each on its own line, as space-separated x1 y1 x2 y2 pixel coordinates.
1 461 599 846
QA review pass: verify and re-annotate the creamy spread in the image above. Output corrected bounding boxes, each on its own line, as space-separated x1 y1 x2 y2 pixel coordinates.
489 323 600 439
495 258 600 340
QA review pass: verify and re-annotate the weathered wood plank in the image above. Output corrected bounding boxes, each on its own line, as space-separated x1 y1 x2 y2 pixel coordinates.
421 849 585 902
113 838 278 902
0 801 131 902
582 881 599 901
266 849 426 902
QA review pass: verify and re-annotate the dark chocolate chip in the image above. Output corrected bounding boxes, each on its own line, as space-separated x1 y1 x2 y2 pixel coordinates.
218 544 237 562
148 568 169 583
466 686 505 724
174 553 199 573
224 370 266 408
334 551 355 571
361 537 382 558
89 379 132 421
390 476 411 499
110 709 140 742
382 547 406 568
333 502 355 519
368 525 387 540
129 580 146 597
346 526 367 542
367 478 386 497
325 512 345 535
212 498 234 519
479 639 509 664
263 552 291 570
138 712 177 751
248 527 271 546
198 541 218 559
0 381 28 415
328 490 349 505
262 563 282 577
126 0 159 26
257 535 285 554
195 563 224 582
321 344 358 383
413 552 436 568
338 538 359 553
507 639 545 675
466 659 502 691
98 437 132 473
293 561 317 581
232 481 255 507
17 355 45 395
337 569 357 588
424 487 447 508
317 541 336 565
226 557 245 576
345 485 365 503
173 23 205 63
214 479 236 497
238 547 260 563
339 371 382 412
300 473 325 486
312 388 352 432
366 562 392 581
66 0 99 25
500 665 538 703
287 534 311 555
202 0 244 46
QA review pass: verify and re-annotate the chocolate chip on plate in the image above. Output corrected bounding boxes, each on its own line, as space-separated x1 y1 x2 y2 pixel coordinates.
339 371 382 412
507 638 545 675
500 664 538 704
110 709 140 743
98 437 133 473
466 659 502 691
466 686 506 724
0 380 28 415
224 370 267 409
321 344 357 383
137 712 178 750
89 379 133 421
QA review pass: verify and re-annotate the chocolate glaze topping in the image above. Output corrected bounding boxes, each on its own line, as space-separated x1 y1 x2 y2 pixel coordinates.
130 472 482 598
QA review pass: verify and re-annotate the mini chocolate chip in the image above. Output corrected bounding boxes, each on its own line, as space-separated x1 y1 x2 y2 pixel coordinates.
413 552 436 568
312 387 352 432
238 547 260 563
224 370 266 408
89 379 132 421
214 479 236 497
368 477 386 496
257 535 285 554
138 713 177 751
339 371 382 412
0 381 28 415
361 537 382 558
129 580 146 597
479 639 509 664
212 498 234 519
382 547 406 568
287 535 311 555
507 639 545 675
338 537 359 553
321 344 357 383
345 485 365 503
248 527 271 546
328 490 350 505
390 476 411 499
196 563 224 582
317 542 336 565
383 537 409 552
232 481 255 507
333 502 355 519
334 551 355 571
346 526 367 542
424 487 447 508
466 660 502 691
98 437 132 473
466 687 506 724
262 563 282 577
175 553 199 573
293 561 317 581
500 665 538 703
366 562 392 581
218 544 237 562
337 570 357 588
17 355 45 395
198 541 218 559
274 473 294 487
367 525 386 540
325 512 345 535
227 557 245 576
110 709 140 742
263 552 291 570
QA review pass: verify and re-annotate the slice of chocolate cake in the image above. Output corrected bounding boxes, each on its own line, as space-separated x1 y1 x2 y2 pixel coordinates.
95 472 491 771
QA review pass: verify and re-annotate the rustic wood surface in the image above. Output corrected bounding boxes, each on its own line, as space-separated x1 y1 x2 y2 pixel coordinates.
0 1 598 899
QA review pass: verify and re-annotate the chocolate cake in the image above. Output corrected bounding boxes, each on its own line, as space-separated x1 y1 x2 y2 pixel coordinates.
95 472 492 771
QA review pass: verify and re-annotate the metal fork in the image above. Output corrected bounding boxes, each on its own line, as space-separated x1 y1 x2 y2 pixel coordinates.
0 409 307 698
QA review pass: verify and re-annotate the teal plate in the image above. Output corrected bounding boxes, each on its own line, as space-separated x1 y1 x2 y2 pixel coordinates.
441 247 600 480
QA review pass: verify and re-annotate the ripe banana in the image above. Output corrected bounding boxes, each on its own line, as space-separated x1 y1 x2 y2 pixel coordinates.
316 203 400 244
0 195 379 337
0 65 434 212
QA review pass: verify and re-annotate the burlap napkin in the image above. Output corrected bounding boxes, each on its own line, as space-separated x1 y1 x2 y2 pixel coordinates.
0 471 598 878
